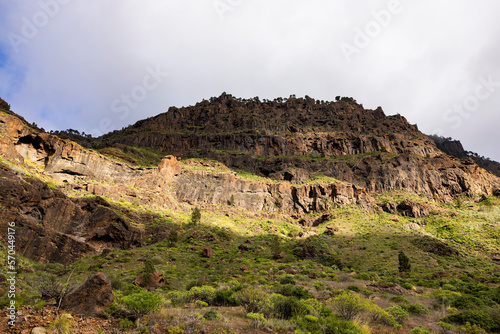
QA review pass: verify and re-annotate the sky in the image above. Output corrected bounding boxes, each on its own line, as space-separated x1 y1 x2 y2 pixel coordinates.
0 0 499 161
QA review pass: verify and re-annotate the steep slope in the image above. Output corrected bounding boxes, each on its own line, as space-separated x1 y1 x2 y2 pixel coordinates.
430 134 500 177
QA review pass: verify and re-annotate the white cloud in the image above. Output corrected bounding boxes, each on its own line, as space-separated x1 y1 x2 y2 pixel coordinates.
0 0 499 160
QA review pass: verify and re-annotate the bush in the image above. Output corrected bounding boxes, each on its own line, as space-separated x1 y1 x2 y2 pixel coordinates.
190 207 201 225
48 313 73 334
331 292 367 320
27 272 63 301
279 276 296 285
443 308 500 332
398 251 411 272
347 285 360 293
298 315 364 334
188 285 216 303
142 259 156 287
270 294 309 319
247 312 266 329
411 326 431 334
386 305 409 324
405 303 430 315
235 287 271 314
122 291 163 317
389 296 409 304
203 309 220 320
213 288 238 306
118 318 135 331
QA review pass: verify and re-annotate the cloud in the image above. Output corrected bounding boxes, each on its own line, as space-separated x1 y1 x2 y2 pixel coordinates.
0 0 499 161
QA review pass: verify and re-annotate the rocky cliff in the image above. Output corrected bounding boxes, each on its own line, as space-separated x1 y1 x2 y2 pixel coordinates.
1 95 499 264
91 93 500 202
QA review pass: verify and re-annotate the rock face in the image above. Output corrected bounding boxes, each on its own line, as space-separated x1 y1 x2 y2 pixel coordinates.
92 93 500 202
60 272 114 317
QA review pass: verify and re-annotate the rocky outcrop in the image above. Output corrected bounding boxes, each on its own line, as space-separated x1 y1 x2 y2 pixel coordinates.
60 272 114 316
173 168 374 214
381 199 431 218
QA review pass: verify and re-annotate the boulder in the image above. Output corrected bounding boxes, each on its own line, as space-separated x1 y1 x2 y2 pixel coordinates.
202 246 214 258
60 272 114 317
133 272 166 291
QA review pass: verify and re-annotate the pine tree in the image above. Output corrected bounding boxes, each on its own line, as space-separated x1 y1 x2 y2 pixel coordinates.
191 207 201 225
398 251 411 273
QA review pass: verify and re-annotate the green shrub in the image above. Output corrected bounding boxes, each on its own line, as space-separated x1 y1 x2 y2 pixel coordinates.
122 291 163 317
119 318 135 331
203 309 220 320
270 294 309 319
347 285 360 293
235 287 271 314
246 312 266 329
443 309 500 332
331 292 367 321
190 207 201 225
48 313 73 334
405 303 430 315
188 285 216 303
213 288 238 306
353 273 371 281
386 305 409 324
389 296 409 304
401 282 413 290
196 300 208 308
279 276 296 285
411 326 431 334
398 251 411 272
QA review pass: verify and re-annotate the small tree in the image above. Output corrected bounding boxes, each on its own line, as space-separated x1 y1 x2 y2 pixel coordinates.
191 207 201 225
167 230 178 247
229 194 235 206
142 259 156 286
398 251 411 273
270 235 281 259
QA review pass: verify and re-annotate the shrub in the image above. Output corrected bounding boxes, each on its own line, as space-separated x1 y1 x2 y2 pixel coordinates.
279 276 296 285
188 285 216 303
142 259 156 287
443 309 499 332
27 272 63 301
122 291 163 317
203 309 220 320
438 321 454 334
386 305 409 324
389 296 409 304
196 300 208 308
190 207 201 225
48 313 73 334
270 294 309 319
246 312 266 329
411 326 431 334
213 288 238 306
353 273 371 281
118 318 135 331
405 303 430 315
398 251 411 272
331 292 367 320
235 287 271 314
347 285 360 293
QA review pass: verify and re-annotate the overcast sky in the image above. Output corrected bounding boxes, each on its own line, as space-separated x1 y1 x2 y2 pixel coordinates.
1 1 499 161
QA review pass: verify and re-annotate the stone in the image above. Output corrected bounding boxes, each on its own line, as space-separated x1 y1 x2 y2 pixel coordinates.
133 272 166 291
202 246 214 258
32 328 47 334
60 272 114 317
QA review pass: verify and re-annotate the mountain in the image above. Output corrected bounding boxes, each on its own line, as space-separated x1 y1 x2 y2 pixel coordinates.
1 95 500 333
430 134 500 177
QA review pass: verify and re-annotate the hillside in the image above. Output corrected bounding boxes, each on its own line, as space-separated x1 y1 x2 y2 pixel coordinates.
430 135 500 177
1 96 500 334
